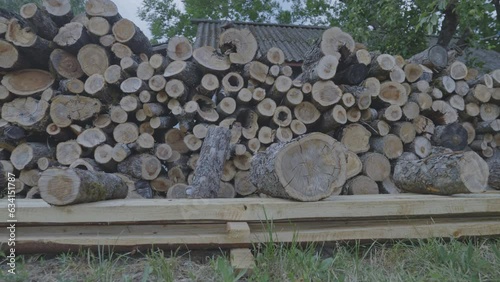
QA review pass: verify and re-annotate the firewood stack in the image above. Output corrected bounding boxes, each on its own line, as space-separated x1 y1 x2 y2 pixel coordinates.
0 0 499 204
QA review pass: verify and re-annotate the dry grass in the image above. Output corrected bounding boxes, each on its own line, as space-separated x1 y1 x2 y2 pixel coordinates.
1 238 500 281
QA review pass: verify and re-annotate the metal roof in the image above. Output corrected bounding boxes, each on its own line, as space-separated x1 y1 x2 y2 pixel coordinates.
192 19 327 63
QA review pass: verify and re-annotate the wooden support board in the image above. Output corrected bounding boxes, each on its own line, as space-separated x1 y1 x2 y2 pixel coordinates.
1 193 500 253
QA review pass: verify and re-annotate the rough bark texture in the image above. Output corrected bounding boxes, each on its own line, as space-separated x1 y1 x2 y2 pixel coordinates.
394 151 489 194
186 126 231 198
39 168 128 205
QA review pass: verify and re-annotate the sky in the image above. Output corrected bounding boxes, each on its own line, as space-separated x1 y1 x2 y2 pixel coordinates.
113 0 155 39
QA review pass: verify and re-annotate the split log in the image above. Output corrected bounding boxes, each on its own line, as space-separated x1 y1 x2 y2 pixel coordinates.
117 153 161 180
185 126 231 198
1 69 54 96
250 133 347 201
50 49 84 79
10 142 53 170
77 44 109 76
42 0 73 26
219 28 257 65
393 151 488 194
344 175 379 195
39 168 128 205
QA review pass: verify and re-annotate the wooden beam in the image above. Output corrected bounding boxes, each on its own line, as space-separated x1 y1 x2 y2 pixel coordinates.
2 194 500 225
230 248 255 273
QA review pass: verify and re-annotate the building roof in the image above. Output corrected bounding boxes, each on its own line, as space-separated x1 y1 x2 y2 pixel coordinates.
192 19 327 64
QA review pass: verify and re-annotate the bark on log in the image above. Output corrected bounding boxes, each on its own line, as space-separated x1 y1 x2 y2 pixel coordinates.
112 18 152 56
19 3 58 40
408 45 448 72
185 126 231 198
393 151 489 194
432 123 468 151
11 142 54 170
116 153 161 180
486 152 500 190
42 0 73 26
39 168 128 205
0 40 29 71
250 133 347 201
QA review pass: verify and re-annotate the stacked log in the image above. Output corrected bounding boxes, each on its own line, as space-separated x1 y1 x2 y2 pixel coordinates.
0 0 497 204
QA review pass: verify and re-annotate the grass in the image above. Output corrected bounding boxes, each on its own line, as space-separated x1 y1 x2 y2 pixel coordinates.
1 237 500 281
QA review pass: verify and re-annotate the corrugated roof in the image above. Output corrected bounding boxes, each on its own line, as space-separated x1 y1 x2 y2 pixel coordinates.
192 19 327 63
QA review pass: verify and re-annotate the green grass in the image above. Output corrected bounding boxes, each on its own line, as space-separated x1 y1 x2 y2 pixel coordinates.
1 238 500 281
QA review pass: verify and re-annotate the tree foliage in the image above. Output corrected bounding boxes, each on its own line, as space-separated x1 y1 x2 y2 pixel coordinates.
140 0 498 56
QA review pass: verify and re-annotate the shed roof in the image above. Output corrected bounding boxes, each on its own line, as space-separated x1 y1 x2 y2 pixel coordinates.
192 19 327 64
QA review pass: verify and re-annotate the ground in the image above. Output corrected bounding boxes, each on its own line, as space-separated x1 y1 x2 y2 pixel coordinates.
1 238 500 281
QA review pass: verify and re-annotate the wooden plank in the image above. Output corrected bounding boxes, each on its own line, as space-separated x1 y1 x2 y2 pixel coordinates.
230 248 255 272
3 217 500 253
226 222 250 240
2 194 500 225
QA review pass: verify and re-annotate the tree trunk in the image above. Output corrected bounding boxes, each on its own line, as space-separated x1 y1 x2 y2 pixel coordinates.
437 0 458 47
393 150 488 194
185 126 231 198
250 133 347 201
39 168 128 205
408 45 448 72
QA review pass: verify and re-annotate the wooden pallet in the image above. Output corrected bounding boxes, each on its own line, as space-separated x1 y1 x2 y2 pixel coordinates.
1 193 500 254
